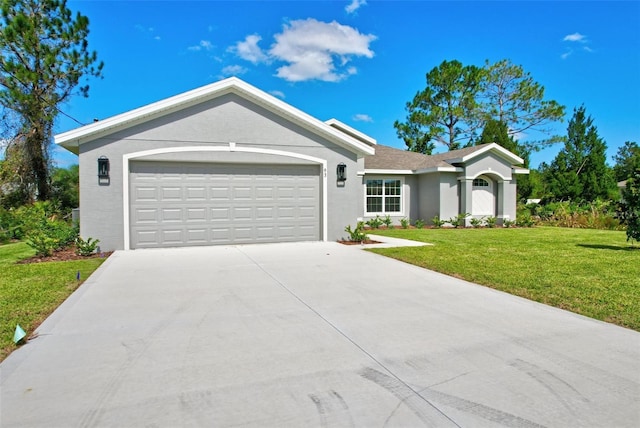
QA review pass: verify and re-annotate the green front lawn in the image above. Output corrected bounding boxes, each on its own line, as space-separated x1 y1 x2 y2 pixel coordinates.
0 242 107 361
368 227 640 331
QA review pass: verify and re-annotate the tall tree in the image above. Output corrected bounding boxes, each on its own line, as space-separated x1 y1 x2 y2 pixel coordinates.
618 168 640 244
476 119 518 153
394 60 483 153
613 141 640 183
476 119 534 201
544 106 615 202
480 59 565 147
0 0 103 201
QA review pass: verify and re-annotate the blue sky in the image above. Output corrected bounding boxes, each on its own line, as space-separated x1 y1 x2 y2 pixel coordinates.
55 0 640 168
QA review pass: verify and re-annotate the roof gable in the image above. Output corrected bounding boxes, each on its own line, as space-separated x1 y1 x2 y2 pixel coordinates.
365 143 525 172
54 77 375 156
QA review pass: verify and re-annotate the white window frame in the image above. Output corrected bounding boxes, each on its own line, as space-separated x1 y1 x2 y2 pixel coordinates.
364 177 404 215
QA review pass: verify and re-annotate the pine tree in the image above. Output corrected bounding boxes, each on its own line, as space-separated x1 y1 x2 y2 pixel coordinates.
545 106 615 202
0 0 103 201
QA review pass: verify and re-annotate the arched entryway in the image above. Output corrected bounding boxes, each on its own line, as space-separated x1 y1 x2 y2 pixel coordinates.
471 175 496 217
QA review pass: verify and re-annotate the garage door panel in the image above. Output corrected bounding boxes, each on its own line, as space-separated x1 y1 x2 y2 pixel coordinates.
186 187 206 200
161 208 182 222
162 229 183 244
161 187 182 201
256 207 275 220
186 228 208 243
134 208 158 224
187 208 206 221
130 162 320 248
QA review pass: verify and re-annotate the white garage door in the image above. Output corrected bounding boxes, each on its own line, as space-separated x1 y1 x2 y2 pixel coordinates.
129 162 320 248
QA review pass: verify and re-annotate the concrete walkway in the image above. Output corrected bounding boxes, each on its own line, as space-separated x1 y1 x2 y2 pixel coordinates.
1 242 639 427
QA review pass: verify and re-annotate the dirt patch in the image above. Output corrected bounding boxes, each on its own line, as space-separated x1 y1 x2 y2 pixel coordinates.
17 246 113 264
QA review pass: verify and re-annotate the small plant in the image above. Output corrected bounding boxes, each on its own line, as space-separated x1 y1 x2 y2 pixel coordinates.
366 215 383 229
382 215 393 229
470 217 483 228
485 217 497 228
344 222 368 242
431 215 446 228
503 219 516 228
448 213 469 228
516 213 535 228
400 218 410 229
75 236 100 256
415 219 425 229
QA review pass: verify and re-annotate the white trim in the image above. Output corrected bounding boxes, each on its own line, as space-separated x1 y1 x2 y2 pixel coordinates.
324 118 377 146
363 176 405 216
122 145 328 250
447 143 524 165
364 169 414 175
364 166 463 175
55 77 374 157
459 169 509 182
414 166 462 174
512 167 530 175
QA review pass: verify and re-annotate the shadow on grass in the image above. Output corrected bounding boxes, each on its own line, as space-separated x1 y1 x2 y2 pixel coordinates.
577 244 639 251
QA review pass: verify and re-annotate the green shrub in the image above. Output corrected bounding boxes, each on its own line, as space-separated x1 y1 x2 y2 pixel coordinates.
448 213 469 228
382 215 393 229
344 222 368 242
431 215 446 228
503 219 516 228
366 216 383 229
516 212 535 228
470 217 483 228
485 216 497 228
75 237 100 256
400 218 410 229
415 219 425 229
17 202 78 256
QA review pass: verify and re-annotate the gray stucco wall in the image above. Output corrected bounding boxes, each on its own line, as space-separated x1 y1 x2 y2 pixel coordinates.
439 174 460 221
418 174 439 223
78 93 363 250
502 179 518 221
464 153 513 181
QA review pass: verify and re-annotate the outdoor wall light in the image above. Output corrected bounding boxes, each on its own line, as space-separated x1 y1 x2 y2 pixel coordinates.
98 156 110 185
337 163 347 182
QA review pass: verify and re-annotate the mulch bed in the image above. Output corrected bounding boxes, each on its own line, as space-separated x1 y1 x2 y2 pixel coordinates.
337 239 382 245
17 246 113 264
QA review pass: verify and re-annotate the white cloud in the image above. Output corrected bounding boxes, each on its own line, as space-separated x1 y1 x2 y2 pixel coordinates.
345 0 367 14
135 24 160 41
229 34 269 64
269 19 376 82
563 32 587 43
353 113 373 122
188 40 214 52
270 90 286 99
221 65 248 76
561 32 594 59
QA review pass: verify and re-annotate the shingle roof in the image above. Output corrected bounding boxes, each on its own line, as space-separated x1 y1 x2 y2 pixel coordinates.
364 144 500 170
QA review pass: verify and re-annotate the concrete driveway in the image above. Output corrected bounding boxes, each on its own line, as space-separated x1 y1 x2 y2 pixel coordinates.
1 241 639 427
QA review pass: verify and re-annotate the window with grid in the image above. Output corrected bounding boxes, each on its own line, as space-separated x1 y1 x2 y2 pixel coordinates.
366 179 402 214
473 178 489 187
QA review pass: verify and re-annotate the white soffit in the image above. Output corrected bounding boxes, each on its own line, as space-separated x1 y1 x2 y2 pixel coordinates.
324 118 377 146
54 77 374 156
